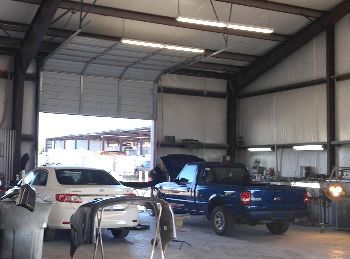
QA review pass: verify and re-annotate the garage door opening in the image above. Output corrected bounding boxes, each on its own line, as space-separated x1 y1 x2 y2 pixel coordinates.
38 112 153 181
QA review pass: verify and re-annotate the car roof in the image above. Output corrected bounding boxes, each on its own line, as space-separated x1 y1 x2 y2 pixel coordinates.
38 166 105 171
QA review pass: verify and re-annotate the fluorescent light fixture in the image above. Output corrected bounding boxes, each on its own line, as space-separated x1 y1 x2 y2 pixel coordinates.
227 23 274 34
121 38 204 53
293 145 324 151
176 16 274 34
291 182 321 189
247 147 273 152
121 39 164 49
176 16 227 28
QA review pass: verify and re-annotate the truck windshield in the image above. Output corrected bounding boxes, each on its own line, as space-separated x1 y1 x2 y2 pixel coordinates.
204 166 249 185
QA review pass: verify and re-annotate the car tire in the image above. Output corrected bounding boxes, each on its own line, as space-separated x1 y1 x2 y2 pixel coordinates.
211 206 234 236
111 228 130 238
44 228 56 242
266 220 290 234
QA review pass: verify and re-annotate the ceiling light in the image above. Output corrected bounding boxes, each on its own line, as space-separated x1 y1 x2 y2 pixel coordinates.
247 147 273 152
121 39 164 48
176 16 274 34
164 44 204 53
227 23 273 34
293 145 324 151
121 38 205 53
176 16 227 28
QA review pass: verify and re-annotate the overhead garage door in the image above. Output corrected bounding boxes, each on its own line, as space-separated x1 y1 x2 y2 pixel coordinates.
40 72 156 120
39 35 200 120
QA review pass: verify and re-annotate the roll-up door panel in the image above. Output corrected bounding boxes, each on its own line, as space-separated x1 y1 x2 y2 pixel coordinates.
40 72 155 120
40 72 81 114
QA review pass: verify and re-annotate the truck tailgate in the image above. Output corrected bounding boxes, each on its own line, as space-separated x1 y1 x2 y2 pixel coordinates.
248 185 306 211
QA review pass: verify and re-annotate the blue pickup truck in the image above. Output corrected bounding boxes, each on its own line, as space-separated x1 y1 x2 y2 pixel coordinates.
155 161 308 236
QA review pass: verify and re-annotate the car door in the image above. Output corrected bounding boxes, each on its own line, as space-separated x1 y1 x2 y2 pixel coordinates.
161 164 198 213
24 169 49 198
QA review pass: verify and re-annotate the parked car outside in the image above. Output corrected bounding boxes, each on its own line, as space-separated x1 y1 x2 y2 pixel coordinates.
22 166 139 241
134 161 151 176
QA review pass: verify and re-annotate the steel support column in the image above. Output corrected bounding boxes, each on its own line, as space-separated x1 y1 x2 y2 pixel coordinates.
326 25 336 175
226 79 237 161
12 52 25 177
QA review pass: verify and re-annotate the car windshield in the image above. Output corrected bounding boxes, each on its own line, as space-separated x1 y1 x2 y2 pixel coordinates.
55 169 120 185
203 166 249 185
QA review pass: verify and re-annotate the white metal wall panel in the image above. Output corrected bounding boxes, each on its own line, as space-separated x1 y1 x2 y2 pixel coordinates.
76 140 88 149
119 80 155 119
40 72 81 114
158 94 226 144
81 76 118 117
160 74 227 92
237 85 326 145
241 33 326 95
336 80 350 140
335 14 350 74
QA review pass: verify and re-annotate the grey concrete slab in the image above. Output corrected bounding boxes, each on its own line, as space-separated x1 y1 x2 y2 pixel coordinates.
43 212 350 259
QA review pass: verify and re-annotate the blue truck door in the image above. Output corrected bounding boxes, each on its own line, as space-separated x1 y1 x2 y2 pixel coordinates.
164 164 198 213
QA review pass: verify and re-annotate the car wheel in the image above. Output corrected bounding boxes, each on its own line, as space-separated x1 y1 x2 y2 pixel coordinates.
111 228 130 238
44 228 56 242
211 206 234 236
266 220 289 234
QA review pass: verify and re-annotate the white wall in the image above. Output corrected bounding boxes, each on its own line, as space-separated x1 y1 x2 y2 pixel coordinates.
157 74 227 161
240 33 326 95
237 85 327 146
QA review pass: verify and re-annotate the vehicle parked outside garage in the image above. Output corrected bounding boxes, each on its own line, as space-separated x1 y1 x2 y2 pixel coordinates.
134 161 151 177
22 167 139 241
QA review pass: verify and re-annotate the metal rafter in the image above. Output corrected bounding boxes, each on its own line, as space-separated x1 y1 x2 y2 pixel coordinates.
13 0 286 41
234 0 350 90
215 0 323 18
0 20 258 63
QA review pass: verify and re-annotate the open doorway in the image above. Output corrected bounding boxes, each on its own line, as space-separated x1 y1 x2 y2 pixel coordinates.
38 112 153 181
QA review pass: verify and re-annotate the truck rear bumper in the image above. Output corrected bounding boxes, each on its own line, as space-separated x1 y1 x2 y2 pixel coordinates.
244 210 308 222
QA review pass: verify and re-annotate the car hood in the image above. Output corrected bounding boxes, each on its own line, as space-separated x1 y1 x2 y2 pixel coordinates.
160 154 204 180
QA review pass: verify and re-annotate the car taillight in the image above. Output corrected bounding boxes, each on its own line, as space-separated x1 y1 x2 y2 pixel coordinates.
304 191 310 204
240 191 251 206
56 194 82 203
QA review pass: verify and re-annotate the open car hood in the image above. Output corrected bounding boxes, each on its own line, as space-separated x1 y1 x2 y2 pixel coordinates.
160 154 204 180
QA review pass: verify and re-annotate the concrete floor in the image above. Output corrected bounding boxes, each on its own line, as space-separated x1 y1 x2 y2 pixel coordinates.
43 212 350 259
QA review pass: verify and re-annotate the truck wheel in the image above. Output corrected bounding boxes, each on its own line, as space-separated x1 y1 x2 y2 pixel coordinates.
111 228 130 238
211 206 234 236
266 220 289 234
44 228 56 242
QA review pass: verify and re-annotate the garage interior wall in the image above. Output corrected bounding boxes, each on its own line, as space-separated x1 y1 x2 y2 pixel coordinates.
0 55 37 177
237 32 328 176
157 74 227 162
238 14 350 176
335 14 350 168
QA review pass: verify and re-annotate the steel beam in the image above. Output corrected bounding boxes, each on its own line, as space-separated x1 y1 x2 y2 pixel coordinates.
158 86 227 99
215 0 323 18
0 20 258 63
172 68 228 79
11 0 61 178
233 1 350 90
326 25 335 176
14 0 286 41
190 62 241 73
226 80 237 160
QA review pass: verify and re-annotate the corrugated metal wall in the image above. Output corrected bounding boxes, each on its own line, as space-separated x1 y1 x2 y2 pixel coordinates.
40 71 155 120
0 129 15 186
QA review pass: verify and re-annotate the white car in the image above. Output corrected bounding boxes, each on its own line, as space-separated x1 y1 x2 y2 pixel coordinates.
23 166 139 241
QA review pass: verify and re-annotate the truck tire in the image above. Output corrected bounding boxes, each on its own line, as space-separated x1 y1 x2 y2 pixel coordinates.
44 228 56 242
266 220 289 234
211 206 234 236
111 228 130 238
